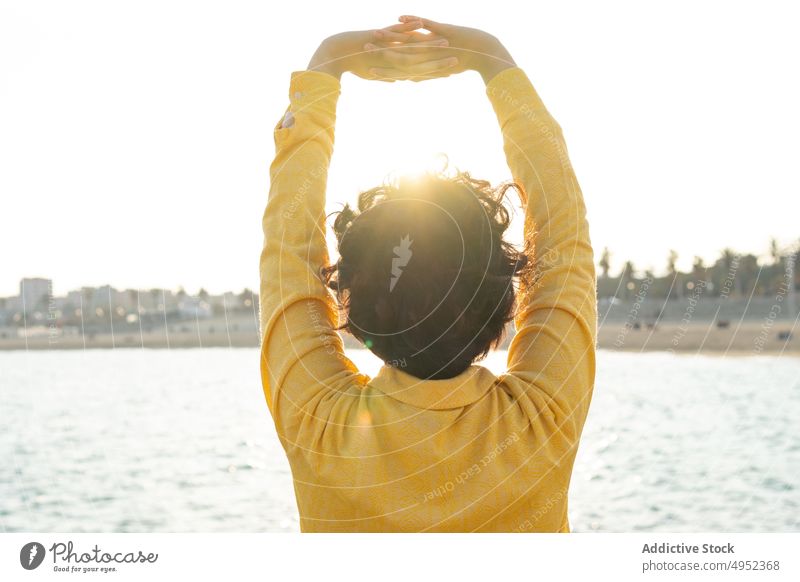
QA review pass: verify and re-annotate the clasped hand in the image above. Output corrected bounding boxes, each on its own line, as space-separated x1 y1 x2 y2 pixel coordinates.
308 15 515 84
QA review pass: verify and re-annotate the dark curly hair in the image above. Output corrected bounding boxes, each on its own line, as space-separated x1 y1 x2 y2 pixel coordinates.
321 170 532 380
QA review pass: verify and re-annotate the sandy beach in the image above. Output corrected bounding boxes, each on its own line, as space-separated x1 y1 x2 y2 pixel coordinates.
597 320 798 355
2 317 796 355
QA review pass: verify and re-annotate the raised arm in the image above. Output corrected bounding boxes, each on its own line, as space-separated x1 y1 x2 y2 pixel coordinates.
259 63 353 437
389 16 597 439
488 64 597 440
259 24 461 439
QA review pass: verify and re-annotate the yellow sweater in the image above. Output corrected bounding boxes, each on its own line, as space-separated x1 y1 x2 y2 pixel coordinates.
259 67 597 532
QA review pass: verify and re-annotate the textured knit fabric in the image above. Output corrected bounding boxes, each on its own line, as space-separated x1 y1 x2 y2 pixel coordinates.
259 67 597 532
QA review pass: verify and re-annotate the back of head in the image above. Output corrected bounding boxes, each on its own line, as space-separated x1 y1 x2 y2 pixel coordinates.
322 171 531 379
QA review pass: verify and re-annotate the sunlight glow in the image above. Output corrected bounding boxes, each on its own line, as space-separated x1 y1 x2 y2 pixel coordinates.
384 152 451 185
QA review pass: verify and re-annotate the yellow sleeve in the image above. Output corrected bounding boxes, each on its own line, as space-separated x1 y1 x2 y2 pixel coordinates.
259 70 363 441
486 67 597 441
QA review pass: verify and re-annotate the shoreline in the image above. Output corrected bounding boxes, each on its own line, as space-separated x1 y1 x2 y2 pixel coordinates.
1 321 796 355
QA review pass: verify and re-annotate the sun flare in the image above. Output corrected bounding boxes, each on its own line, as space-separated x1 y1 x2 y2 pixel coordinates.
385 151 451 184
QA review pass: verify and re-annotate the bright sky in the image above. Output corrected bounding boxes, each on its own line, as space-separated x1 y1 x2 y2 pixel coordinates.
1 1 798 297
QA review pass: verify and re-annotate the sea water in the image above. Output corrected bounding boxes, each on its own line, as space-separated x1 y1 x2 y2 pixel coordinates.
0 349 797 532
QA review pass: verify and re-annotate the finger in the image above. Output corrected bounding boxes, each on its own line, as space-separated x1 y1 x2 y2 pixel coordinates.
403 29 443 40
365 37 447 49
399 15 449 35
369 68 453 83
373 19 423 42
393 36 449 49
364 41 450 54
395 30 446 44
367 68 417 82
372 29 411 43
384 20 423 32
370 56 458 78
409 72 453 82
364 38 449 55
401 56 459 76
379 47 452 67
365 69 398 83
370 29 443 47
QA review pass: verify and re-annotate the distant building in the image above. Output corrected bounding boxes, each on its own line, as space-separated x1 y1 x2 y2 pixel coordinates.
20 278 52 313
208 291 238 313
65 290 84 313
177 295 212 319
2 295 21 313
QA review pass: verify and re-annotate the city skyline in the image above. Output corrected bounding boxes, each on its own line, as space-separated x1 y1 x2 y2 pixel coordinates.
4 235 798 299
3 233 796 310
4 233 797 301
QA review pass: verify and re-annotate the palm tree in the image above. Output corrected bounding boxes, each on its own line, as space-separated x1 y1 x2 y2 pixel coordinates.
769 238 781 265
692 256 707 285
765 237 788 295
599 247 611 279
737 254 760 297
621 260 636 300
238 288 255 310
712 248 738 298
666 250 679 299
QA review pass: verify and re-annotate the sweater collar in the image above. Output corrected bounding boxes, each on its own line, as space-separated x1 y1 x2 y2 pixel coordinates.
369 363 497 410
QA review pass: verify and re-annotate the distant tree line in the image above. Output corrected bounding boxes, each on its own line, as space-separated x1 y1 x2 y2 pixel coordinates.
597 238 799 300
